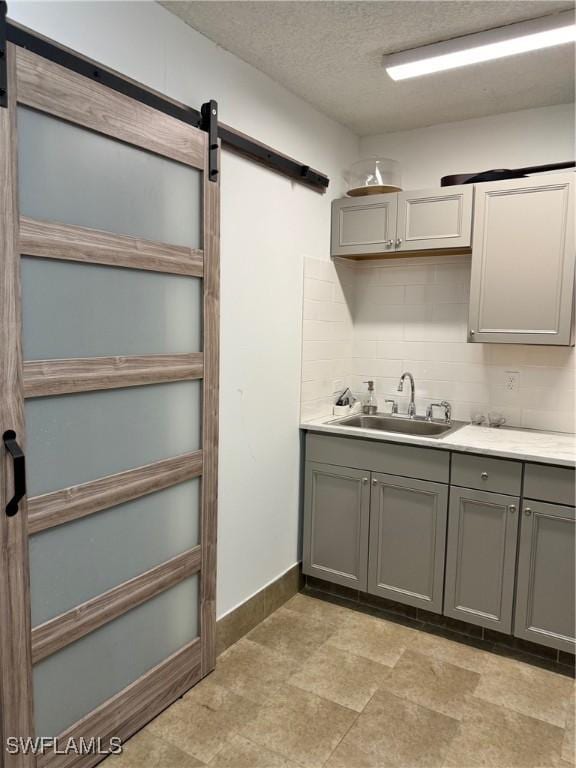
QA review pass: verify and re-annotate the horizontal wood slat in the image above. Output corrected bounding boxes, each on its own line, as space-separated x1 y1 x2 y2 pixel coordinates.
38 638 201 768
28 451 203 534
23 353 203 397
16 47 206 169
19 217 204 277
32 547 201 663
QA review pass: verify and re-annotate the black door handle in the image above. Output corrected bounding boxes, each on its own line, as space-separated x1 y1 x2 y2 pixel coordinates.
3 430 26 517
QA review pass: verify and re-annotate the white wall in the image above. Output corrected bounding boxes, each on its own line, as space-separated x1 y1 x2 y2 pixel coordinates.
360 104 575 190
11 1 358 618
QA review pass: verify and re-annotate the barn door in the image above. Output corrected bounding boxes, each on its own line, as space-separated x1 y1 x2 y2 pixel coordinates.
0 41 219 768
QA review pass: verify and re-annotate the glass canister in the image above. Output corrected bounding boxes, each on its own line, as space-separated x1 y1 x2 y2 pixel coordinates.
346 157 402 196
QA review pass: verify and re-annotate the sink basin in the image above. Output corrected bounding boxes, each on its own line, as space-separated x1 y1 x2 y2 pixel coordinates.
332 413 463 438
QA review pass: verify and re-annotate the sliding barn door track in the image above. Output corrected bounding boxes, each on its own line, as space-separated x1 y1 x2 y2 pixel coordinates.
3 11 329 191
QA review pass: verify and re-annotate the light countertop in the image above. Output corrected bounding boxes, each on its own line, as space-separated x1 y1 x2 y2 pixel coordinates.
301 416 576 467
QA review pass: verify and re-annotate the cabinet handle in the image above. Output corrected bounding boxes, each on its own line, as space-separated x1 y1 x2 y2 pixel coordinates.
481 472 488 480
362 477 368 484
470 330 475 336
524 507 532 516
508 505 516 514
372 478 377 486
385 239 394 247
395 238 402 247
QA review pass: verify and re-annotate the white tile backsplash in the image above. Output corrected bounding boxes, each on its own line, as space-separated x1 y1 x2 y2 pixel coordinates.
299 258 355 420
301 254 576 433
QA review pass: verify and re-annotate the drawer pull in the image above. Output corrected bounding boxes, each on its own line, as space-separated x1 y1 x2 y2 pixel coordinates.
524 507 532 516
481 472 488 480
372 478 377 486
362 477 368 484
508 505 516 514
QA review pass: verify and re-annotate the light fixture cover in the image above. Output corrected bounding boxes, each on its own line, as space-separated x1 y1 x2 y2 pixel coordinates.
383 11 575 80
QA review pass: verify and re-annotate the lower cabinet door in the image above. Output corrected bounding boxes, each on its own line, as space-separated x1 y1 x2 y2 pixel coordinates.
444 487 519 632
367 472 448 612
303 462 370 590
514 500 575 653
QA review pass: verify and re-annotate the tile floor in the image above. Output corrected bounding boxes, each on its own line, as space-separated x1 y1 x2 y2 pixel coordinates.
108 593 575 768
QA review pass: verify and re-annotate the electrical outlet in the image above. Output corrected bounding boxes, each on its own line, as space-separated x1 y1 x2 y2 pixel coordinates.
504 371 520 392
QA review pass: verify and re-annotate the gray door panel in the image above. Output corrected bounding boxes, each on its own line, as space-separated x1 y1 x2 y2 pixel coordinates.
303 462 370 591
468 173 575 345
396 185 473 252
444 487 519 632
367 472 448 612
514 500 575 653
331 195 397 257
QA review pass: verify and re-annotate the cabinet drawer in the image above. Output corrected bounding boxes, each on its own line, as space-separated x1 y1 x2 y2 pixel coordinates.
524 463 575 507
451 453 522 495
306 433 449 483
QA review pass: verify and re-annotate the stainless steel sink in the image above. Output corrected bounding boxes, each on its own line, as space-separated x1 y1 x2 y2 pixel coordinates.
332 413 463 438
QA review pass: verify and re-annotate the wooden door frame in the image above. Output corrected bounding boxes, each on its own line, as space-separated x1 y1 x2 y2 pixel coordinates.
0 41 219 768
0 42 35 768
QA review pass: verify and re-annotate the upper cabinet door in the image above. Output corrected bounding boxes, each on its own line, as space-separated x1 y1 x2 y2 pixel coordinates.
331 194 397 257
469 173 575 345
395 186 473 252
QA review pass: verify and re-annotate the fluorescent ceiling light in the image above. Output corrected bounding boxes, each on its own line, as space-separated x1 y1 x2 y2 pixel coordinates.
384 11 575 81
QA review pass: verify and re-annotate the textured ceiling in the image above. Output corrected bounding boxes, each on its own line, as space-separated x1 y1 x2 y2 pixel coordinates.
160 0 575 135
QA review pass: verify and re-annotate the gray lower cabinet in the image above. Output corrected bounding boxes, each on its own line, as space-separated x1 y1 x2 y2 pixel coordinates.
514 500 576 653
368 472 448 613
444 487 519 633
303 462 370 591
302 433 575 654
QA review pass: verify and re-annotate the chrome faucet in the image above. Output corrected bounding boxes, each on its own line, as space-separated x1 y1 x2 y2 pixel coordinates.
397 372 416 418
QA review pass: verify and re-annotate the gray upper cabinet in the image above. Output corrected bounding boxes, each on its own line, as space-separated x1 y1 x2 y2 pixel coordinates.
395 186 473 252
303 462 370 591
368 472 448 612
514 500 575 653
331 186 473 257
331 194 397 257
468 173 575 345
444 487 519 633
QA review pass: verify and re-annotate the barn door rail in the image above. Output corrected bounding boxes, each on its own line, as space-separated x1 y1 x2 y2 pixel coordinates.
4 14 329 190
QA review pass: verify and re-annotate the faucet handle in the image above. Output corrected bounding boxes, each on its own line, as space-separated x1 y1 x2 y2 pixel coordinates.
384 399 398 414
427 401 452 423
